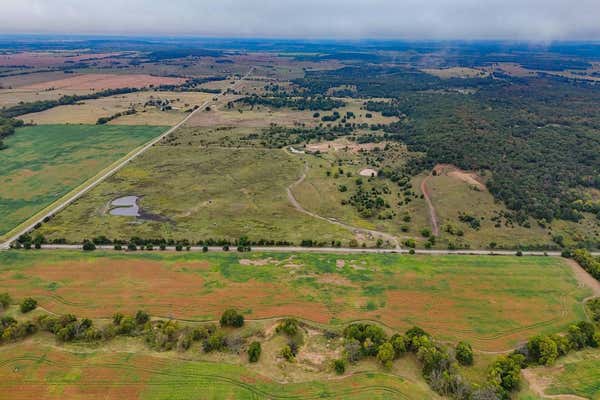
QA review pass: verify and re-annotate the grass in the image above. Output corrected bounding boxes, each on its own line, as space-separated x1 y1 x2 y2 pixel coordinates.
0 250 589 352
424 170 600 249
37 128 353 244
520 348 600 399
0 343 437 399
18 91 212 125
0 124 165 237
545 349 600 399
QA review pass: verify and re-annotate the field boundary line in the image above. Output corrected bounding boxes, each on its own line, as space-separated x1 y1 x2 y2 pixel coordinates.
0 68 254 249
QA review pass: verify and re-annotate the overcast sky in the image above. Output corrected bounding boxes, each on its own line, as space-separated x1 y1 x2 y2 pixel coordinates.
2 0 600 41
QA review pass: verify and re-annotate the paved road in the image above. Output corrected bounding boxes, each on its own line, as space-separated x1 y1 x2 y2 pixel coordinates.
0 69 254 250
24 244 600 257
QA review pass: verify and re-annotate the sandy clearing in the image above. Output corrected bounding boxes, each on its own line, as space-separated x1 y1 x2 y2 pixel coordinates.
359 168 378 177
22 73 186 90
433 164 486 190
306 139 386 154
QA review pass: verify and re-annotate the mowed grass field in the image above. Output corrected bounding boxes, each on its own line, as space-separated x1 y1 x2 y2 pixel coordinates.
37 129 353 243
0 125 165 237
0 343 435 400
0 251 589 351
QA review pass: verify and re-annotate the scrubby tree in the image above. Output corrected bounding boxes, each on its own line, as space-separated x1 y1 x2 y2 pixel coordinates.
280 344 295 362
0 293 11 309
333 358 346 374
376 342 395 369
390 334 407 358
20 297 37 313
220 309 244 328
527 335 558 365
456 341 474 366
135 310 150 325
248 341 261 362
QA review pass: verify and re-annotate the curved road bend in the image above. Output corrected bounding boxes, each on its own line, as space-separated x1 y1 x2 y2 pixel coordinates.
0 68 255 250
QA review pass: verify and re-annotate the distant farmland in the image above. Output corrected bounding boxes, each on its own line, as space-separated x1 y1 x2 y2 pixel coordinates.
0 124 165 237
0 251 589 352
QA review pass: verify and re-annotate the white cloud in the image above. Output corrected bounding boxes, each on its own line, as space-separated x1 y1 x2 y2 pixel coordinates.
1 0 600 40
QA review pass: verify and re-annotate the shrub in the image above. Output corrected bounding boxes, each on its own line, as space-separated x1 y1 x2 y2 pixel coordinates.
333 358 346 374
220 309 244 328
82 240 96 251
276 318 299 336
135 310 150 325
20 297 37 313
203 331 226 352
127 243 137 251
456 341 474 365
0 293 11 309
112 312 124 325
248 341 261 362
280 345 295 361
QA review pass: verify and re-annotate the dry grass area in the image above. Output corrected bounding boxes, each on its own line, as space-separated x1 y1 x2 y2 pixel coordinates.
186 97 398 128
21 73 186 90
306 138 390 153
0 88 94 107
19 91 212 125
422 67 489 79
0 71 82 89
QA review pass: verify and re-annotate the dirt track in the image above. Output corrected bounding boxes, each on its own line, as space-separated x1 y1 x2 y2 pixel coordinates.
420 173 440 236
285 160 401 249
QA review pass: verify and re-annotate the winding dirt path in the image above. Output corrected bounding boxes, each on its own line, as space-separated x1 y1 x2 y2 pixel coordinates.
286 160 401 249
420 173 440 236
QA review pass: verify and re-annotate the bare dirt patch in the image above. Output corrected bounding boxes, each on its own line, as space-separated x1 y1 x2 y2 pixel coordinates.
359 168 378 177
433 164 485 190
306 139 387 154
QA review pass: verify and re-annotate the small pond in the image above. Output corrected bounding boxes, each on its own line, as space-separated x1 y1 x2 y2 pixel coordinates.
109 196 140 217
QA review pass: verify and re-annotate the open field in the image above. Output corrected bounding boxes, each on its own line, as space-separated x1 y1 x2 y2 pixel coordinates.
0 342 436 400
0 124 165 236
0 88 95 107
186 97 398 128
20 73 186 91
19 91 213 125
0 251 590 352
522 348 600 399
36 127 354 244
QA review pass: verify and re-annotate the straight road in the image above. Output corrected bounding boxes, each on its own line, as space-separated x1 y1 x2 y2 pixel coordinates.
0 69 254 250
26 244 600 257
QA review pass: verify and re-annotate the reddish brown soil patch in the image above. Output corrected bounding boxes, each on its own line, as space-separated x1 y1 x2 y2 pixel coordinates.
22 74 186 90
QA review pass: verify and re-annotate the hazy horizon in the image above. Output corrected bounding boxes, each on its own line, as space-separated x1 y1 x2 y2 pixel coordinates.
2 0 600 41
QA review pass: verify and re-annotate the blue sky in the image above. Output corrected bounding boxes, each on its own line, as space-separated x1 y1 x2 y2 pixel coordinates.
2 0 600 40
